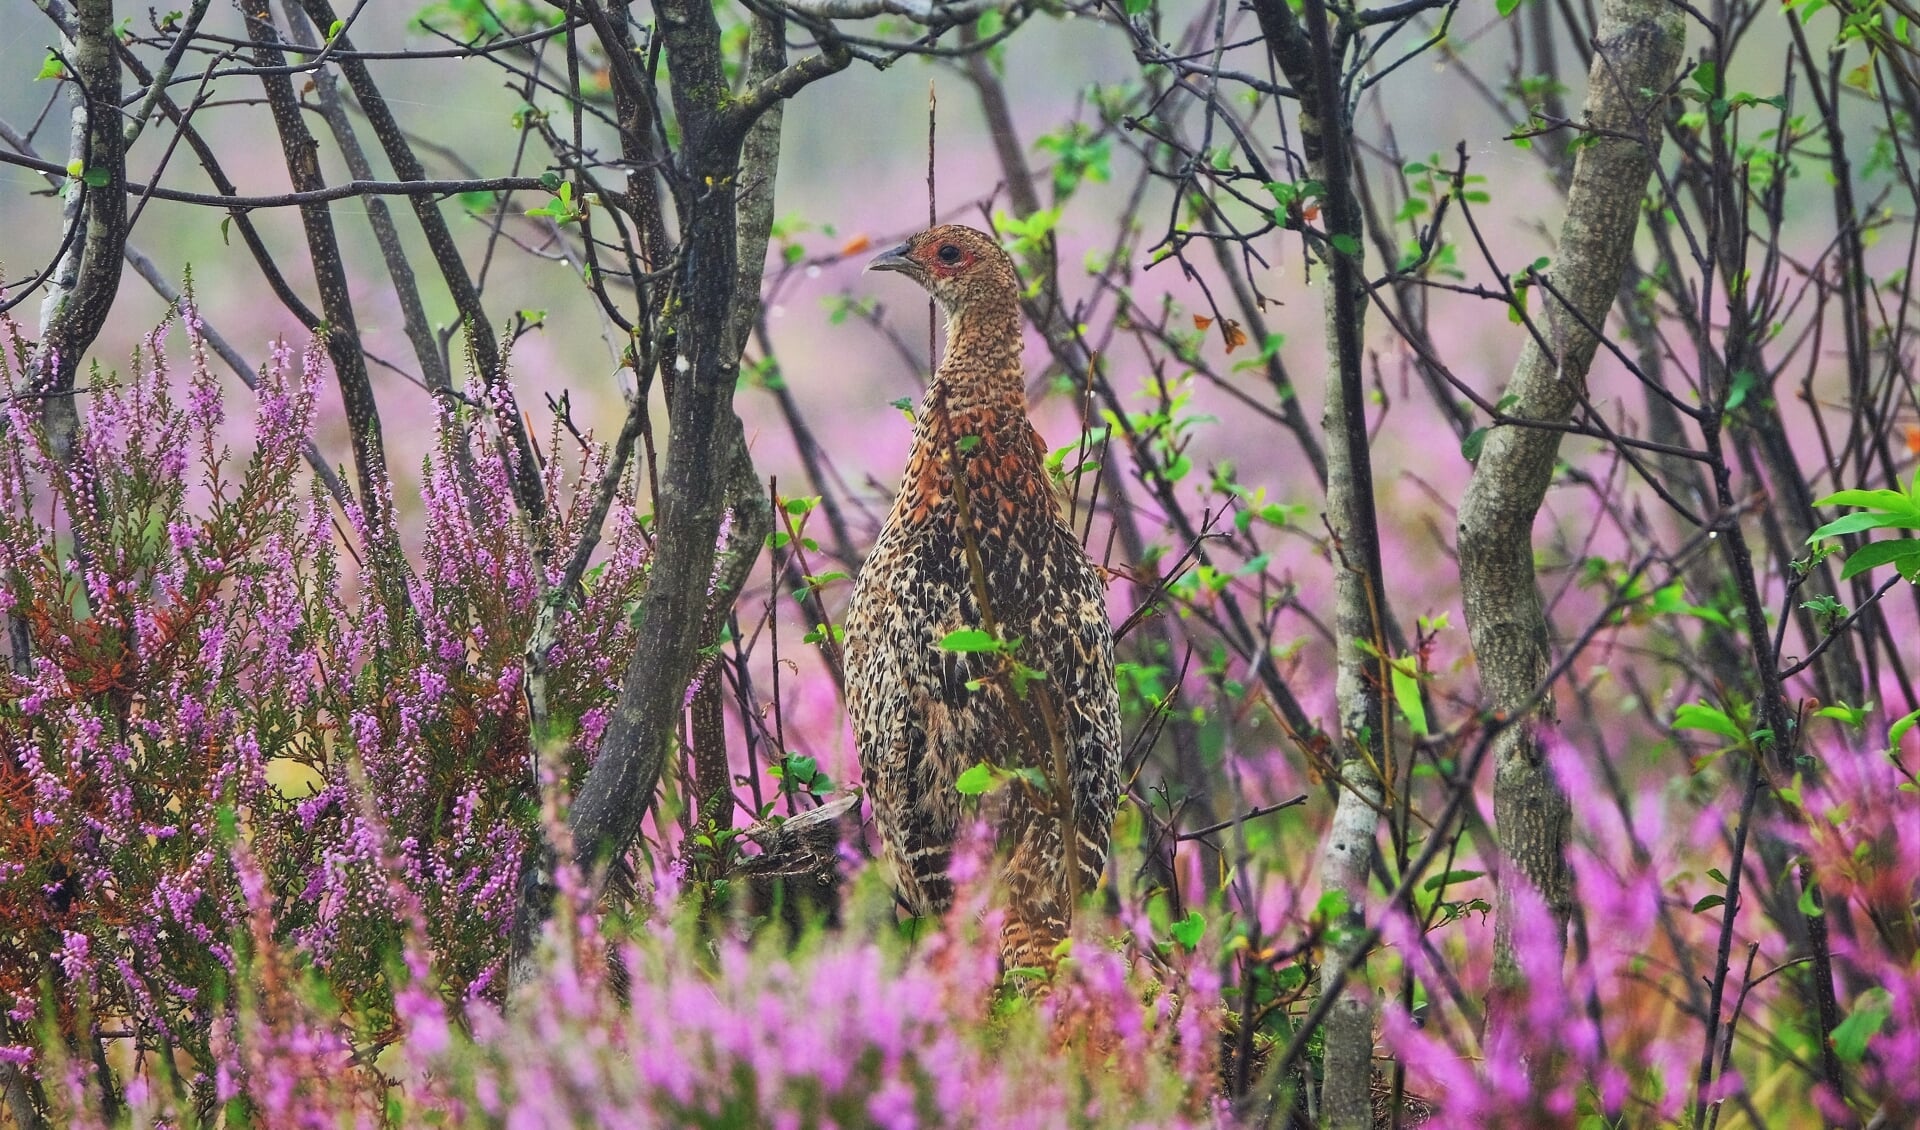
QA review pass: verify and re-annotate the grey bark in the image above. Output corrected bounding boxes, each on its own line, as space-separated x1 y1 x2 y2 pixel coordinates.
1455 0 1683 1013
738 793 859 924
33 0 127 465
1248 0 1391 1123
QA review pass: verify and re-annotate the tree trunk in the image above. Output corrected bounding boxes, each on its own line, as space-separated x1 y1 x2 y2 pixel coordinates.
508 0 847 985
34 0 126 464
1248 0 1393 1122
1455 0 1683 1037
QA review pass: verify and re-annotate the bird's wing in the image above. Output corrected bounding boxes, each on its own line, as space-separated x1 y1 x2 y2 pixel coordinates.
1051 560 1124 889
846 553 969 916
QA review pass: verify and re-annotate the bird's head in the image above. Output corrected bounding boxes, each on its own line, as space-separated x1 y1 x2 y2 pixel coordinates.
866 225 1018 314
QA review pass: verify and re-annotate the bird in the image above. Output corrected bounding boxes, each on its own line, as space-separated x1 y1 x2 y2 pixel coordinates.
844 224 1121 973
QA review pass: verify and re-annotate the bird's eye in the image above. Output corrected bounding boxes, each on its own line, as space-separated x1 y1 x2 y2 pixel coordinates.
936 244 962 265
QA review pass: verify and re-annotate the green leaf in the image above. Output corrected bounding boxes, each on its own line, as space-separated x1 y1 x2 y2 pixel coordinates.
1123 0 1152 14
36 52 65 81
1329 232 1361 256
1888 708 1920 749
1421 869 1484 892
781 754 831 794
1691 894 1726 913
1461 427 1490 462
954 762 997 795
81 167 110 188
326 18 344 38
1832 989 1891 1065
1391 660 1428 736
1264 181 1302 209
1673 702 1743 742
1813 701 1872 728
1813 488 1913 513
1838 538 1920 582
800 622 844 645
956 435 982 452
1808 511 1918 541
1496 0 1524 15
1169 910 1205 950
939 629 1003 653
1723 369 1755 412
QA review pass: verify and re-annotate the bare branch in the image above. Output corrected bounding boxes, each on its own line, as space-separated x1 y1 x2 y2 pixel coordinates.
0 150 547 209
766 0 1001 23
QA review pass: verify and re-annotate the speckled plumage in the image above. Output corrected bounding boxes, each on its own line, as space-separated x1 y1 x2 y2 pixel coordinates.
845 226 1121 970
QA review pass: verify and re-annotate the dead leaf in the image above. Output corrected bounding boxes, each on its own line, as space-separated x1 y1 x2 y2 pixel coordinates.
1906 424 1920 455
1222 319 1248 353
840 234 872 256
1192 314 1214 331
1302 203 1321 222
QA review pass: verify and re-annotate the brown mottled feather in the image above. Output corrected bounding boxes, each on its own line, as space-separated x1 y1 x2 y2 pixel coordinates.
844 225 1121 972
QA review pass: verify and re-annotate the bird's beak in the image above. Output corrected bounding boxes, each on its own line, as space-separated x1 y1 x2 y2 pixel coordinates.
866 242 916 274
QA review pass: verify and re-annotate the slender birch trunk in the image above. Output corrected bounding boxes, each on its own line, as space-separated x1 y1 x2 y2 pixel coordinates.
1455 0 1683 1032
1245 0 1392 1121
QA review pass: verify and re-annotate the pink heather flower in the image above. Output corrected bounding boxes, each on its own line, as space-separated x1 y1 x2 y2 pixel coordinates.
867 1077 919 1130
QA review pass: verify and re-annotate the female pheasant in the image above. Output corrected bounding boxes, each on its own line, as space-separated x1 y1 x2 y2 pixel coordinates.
845 225 1121 971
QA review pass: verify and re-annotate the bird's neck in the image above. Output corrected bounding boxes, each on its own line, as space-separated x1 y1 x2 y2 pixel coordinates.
923 295 1027 423
898 294 1053 520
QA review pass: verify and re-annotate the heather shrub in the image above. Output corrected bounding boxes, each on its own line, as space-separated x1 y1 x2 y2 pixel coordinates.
0 308 650 1115
33 846 1222 1128
1376 730 1920 1127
